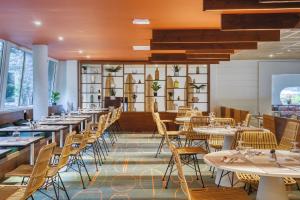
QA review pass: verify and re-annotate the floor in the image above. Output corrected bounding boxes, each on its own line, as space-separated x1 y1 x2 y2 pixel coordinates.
4 133 300 200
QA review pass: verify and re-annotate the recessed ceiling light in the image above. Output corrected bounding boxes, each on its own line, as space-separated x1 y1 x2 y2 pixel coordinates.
86 55 91 59
133 45 150 51
33 20 42 27
269 54 274 58
58 36 64 41
78 50 83 54
132 18 150 25
287 49 291 52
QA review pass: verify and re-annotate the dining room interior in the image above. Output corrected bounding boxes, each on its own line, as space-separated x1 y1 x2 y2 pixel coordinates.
1 0 300 200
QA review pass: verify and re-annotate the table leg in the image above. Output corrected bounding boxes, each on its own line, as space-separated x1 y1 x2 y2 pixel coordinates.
81 121 83 131
257 176 288 200
60 130 64 147
30 143 34 165
51 131 55 143
92 114 95 124
69 125 73 133
85 119 88 129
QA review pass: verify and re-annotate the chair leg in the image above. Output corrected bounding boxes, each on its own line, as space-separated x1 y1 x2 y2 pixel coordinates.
192 155 199 180
75 156 86 189
152 126 157 138
51 177 59 199
79 154 92 181
58 172 70 200
162 155 173 181
92 144 99 171
165 159 175 189
155 137 165 158
194 154 205 188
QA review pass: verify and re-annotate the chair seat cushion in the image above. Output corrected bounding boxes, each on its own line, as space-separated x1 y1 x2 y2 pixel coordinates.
5 165 33 177
177 146 207 155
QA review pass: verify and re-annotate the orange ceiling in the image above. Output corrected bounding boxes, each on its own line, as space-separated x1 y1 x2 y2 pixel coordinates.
0 0 221 60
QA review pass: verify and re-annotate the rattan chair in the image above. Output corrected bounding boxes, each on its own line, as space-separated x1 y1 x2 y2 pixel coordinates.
170 142 250 200
158 117 207 189
243 114 251 127
278 121 299 150
0 143 56 200
236 131 298 193
151 110 174 137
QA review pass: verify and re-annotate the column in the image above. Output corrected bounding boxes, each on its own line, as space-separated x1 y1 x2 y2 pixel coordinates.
33 45 48 120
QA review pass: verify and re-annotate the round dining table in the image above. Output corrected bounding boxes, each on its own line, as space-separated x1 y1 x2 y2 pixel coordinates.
204 150 300 200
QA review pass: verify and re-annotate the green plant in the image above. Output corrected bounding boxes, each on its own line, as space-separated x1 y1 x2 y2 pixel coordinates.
173 65 181 72
151 81 162 92
51 91 60 104
105 65 122 73
190 83 206 90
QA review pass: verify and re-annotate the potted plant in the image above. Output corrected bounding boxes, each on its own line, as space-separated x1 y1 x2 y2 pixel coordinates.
173 65 181 76
151 81 161 97
105 65 122 76
110 88 116 100
191 84 206 93
51 91 60 105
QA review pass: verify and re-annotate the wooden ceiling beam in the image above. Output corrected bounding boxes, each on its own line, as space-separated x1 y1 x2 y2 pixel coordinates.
203 0 300 11
148 58 220 64
186 49 235 54
260 0 300 3
150 53 230 62
222 13 300 30
152 29 280 42
150 41 257 50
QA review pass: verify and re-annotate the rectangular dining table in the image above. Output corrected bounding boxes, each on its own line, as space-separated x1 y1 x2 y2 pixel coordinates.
0 125 67 147
0 136 44 165
0 149 11 158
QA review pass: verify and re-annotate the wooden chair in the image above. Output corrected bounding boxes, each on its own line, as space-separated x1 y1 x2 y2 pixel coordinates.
0 143 56 200
159 117 207 189
154 112 183 158
170 143 250 200
243 114 251 127
236 131 298 193
278 121 299 150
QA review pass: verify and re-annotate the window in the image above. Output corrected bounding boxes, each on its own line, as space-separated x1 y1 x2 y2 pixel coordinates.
280 87 300 105
5 47 24 107
20 52 33 106
0 41 4 74
48 60 57 104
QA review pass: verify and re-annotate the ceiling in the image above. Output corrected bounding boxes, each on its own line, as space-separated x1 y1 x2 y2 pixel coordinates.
233 29 300 60
0 0 221 60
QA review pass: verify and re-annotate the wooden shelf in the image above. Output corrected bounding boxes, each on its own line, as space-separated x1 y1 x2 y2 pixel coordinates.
82 73 102 75
188 102 208 103
81 82 102 84
103 88 123 89
124 83 144 85
146 79 166 82
188 73 208 75
167 75 187 78
167 88 186 89
102 75 123 77
145 96 165 97
124 73 144 75
167 100 186 101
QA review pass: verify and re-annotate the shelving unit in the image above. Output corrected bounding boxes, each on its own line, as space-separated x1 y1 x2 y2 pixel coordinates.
78 62 210 112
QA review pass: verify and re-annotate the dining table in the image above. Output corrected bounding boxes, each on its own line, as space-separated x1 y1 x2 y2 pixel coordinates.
193 126 268 187
71 108 107 123
0 136 44 165
0 149 11 158
0 125 67 147
204 150 300 200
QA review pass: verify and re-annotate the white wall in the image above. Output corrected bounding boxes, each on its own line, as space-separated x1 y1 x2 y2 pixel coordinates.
210 60 300 115
55 60 78 111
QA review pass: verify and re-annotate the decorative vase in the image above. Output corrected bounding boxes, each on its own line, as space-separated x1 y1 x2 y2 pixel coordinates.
196 66 200 74
153 92 158 97
174 80 179 88
196 88 201 93
174 71 179 77
154 99 158 112
90 95 94 103
155 68 159 80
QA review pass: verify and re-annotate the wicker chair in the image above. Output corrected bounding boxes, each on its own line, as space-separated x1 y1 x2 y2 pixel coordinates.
243 114 251 127
0 143 56 200
236 131 298 193
278 121 299 150
158 118 207 189
170 143 250 200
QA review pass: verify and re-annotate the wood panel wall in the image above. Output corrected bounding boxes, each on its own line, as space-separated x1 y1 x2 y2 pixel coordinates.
220 106 249 123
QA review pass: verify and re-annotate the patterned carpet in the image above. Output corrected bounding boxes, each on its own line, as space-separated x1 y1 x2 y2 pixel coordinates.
3 133 300 200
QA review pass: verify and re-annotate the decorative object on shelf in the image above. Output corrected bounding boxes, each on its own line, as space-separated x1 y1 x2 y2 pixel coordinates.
193 78 196 84
168 92 173 100
91 75 95 83
138 79 142 84
174 79 179 88
151 81 161 97
132 93 137 103
146 74 154 112
125 73 135 111
196 66 200 74
177 96 180 101
153 98 158 112
90 86 94 93
90 94 94 103
51 91 60 106
190 83 206 93
192 97 199 103
186 76 193 107
110 88 116 100
155 67 159 80
105 73 115 97
82 66 87 73
97 89 101 104
105 65 121 76
173 65 181 76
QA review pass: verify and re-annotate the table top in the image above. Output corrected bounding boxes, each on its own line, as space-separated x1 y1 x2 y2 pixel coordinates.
193 127 237 136
204 150 300 178
40 119 81 125
0 149 11 157
0 125 67 132
175 117 191 122
0 136 44 147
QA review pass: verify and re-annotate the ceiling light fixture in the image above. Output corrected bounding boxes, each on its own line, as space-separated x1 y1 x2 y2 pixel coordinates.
132 19 150 25
58 36 64 41
269 54 274 58
287 49 291 52
33 20 42 27
133 45 150 51
78 50 83 54
86 55 91 59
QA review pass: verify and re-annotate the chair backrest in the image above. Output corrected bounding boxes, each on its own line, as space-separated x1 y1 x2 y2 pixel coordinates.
215 118 235 126
104 112 112 129
278 121 299 150
190 116 209 128
95 115 107 137
170 143 192 200
24 143 56 199
57 132 76 170
240 131 277 149
153 112 164 136
243 114 251 127
177 107 192 118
